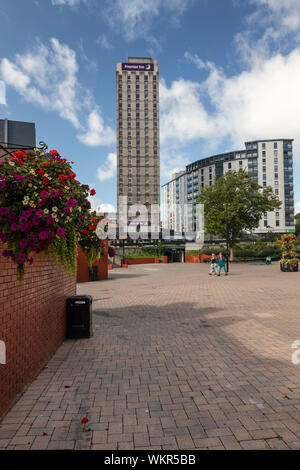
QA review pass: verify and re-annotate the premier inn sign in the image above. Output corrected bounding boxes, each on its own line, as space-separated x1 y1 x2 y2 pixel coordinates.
122 62 154 71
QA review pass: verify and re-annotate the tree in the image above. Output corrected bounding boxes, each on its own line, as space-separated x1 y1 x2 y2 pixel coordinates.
197 170 281 260
295 213 300 237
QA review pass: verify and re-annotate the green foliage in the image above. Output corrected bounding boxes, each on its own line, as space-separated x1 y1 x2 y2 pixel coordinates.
197 170 281 247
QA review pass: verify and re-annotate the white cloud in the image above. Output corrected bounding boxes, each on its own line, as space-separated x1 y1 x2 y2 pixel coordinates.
105 0 190 41
51 0 84 6
251 0 300 32
0 38 114 147
96 34 113 50
78 111 115 146
0 80 6 105
295 202 300 215
160 151 190 180
162 48 300 162
96 152 116 182
160 77 217 146
88 194 116 213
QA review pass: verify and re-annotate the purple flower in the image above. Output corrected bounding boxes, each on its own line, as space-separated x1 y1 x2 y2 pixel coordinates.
40 190 47 199
11 222 18 231
29 234 36 243
19 238 27 248
19 216 27 223
25 222 32 231
2 250 9 258
9 212 16 222
17 253 26 265
58 189 64 196
0 181 6 189
32 217 39 226
64 208 71 215
50 190 58 198
67 200 75 207
23 209 31 218
0 233 7 242
56 227 66 238
38 231 48 240
0 207 8 216
16 175 25 182
35 210 44 217
29 257 34 265
46 215 54 225
20 223 28 232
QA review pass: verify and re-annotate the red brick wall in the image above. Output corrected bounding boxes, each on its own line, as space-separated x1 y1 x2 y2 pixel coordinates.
0 245 76 420
124 257 159 265
185 256 200 263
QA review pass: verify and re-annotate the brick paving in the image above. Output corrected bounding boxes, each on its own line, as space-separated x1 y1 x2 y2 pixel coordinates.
1 262 300 450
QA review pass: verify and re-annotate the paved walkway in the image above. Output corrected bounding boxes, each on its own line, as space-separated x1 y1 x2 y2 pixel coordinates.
1 263 300 450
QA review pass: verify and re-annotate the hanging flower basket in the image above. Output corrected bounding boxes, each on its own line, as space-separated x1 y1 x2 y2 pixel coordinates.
0 145 98 279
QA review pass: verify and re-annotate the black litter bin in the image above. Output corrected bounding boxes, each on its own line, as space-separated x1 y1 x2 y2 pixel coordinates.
66 295 93 339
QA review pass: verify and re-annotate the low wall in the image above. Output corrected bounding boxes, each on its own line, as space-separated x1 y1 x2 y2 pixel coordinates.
185 256 200 263
0 245 76 420
77 243 108 283
124 257 159 265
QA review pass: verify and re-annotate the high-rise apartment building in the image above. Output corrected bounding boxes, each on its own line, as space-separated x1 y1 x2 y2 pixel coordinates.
116 57 160 222
162 139 295 234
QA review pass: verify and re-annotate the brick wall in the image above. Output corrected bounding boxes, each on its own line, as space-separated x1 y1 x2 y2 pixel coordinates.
125 257 159 265
0 245 76 420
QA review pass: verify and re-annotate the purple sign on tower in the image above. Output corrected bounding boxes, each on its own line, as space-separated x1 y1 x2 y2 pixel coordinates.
122 63 154 72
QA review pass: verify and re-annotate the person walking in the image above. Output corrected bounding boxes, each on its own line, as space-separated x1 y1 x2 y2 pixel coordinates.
209 253 218 275
217 252 228 276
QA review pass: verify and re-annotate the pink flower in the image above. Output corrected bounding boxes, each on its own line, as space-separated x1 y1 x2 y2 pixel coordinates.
35 210 44 217
0 207 8 216
19 239 27 248
17 253 26 264
56 227 66 238
38 231 48 240
11 223 18 231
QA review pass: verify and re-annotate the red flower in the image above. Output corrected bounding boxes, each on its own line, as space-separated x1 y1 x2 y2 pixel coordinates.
81 418 88 424
90 189 96 196
42 178 50 185
38 169 45 176
69 173 76 180
43 162 48 167
13 150 26 158
81 229 88 234
42 432 48 436
49 149 59 156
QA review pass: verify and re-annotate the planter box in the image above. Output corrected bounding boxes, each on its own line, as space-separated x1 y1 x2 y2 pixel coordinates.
280 262 298 272
77 244 108 282
124 257 159 265
185 256 200 263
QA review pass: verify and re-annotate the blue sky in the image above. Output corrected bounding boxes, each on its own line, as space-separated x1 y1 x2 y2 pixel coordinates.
1 0 300 213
